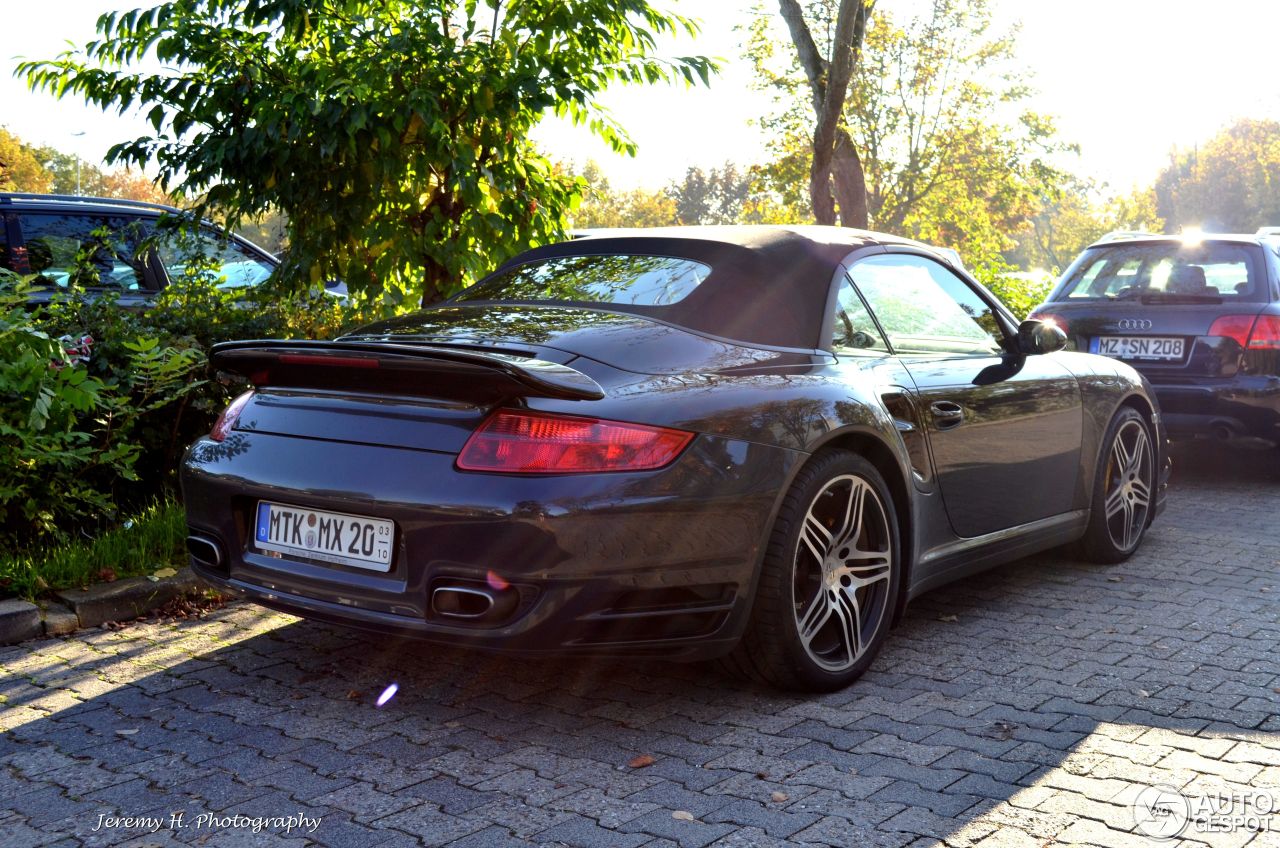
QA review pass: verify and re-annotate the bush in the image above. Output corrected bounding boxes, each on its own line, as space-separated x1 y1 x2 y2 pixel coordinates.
978 270 1056 320
0 280 205 546
38 280 392 501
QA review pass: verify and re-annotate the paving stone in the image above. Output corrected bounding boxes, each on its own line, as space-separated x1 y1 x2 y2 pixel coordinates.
0 443 1276 847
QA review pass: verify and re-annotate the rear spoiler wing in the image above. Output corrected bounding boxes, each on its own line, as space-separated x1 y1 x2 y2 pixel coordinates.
210 340 605 401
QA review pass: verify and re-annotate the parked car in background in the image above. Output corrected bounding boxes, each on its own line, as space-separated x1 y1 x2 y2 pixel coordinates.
1030 229 1280 448
0 192 321 306
182 226 1167 692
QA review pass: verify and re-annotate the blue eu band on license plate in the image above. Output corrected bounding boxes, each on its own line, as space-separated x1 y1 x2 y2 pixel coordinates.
254 501 394 572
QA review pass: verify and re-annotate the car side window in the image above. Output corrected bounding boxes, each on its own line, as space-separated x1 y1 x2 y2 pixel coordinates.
155 226 274 290
831 278 888 353
849 254 1004 356
18 213 151 290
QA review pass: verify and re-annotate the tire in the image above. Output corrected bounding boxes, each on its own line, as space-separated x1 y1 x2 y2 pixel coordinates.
1080 406 1156 564
723 450 901 692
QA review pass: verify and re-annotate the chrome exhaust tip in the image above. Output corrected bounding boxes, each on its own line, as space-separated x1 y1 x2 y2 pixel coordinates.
186 534 223 570
431 586 497 619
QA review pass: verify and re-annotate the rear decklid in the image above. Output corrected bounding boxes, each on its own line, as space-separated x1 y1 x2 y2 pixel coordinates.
209 339 605 452
344 303 801 374
1032 238 1275 380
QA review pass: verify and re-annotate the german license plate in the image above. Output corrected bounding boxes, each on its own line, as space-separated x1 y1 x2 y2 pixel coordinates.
254 502 394 572
1091 336 1184 361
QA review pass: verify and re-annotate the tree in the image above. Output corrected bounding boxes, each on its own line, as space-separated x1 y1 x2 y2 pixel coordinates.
0 129 53 192
668 163 755 224
23 1 715 306
751 0 1074 283
1154 119 1280 233
1012 181 1163 274
774 0 873 227
568 161 677 229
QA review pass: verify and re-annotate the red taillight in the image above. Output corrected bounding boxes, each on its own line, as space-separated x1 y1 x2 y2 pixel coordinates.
1247 315 1280 350
457 409 694 474
210 390 254 442
1028 310 1067 336
1208 315 1257 348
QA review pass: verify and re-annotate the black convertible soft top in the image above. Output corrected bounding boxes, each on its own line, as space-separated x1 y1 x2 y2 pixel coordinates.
481 226 910 349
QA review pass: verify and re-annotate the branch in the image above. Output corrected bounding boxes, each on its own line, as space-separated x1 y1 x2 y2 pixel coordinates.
777 0 828 113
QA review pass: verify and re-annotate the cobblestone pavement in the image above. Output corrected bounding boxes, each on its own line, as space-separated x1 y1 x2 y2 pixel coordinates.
2 443 1278 848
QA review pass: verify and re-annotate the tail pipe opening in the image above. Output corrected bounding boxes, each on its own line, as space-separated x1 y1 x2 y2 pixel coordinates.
186 534 224 572
431 583 521 623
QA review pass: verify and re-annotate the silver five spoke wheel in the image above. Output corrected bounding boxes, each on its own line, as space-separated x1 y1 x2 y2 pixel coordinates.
1103 418 1153 551
792 474 893 672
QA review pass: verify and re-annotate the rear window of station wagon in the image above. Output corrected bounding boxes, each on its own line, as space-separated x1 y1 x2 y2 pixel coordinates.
1057 242 1265 303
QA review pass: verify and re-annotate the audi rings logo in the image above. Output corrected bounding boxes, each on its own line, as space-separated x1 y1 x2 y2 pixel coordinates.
1117 318 1154 331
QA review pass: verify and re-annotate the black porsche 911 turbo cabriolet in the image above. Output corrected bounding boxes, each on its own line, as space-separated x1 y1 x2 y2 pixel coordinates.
181 226 1169 691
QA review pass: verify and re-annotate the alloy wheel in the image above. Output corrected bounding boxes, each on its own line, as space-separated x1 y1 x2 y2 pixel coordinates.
791 474 893 672
1103 419 1153 551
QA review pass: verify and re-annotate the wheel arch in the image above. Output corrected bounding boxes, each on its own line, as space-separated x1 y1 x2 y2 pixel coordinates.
804 428 916 627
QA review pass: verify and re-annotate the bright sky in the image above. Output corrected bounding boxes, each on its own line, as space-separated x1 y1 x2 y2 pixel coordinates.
3 1 1279 193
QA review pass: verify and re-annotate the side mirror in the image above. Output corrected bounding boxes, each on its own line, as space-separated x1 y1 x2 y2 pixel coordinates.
1017 319 1068 356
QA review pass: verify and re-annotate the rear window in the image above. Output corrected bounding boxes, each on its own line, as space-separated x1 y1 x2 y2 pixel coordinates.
1057 242 1265 302
453 254 711 307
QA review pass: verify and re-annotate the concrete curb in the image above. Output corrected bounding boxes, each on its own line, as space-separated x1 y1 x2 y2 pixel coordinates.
0 599 42 644
54 567 202 629
0 567 203 646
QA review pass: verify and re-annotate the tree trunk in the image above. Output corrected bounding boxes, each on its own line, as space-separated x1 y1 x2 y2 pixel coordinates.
832 129 868 228
419 258 450 307
778 0 872 229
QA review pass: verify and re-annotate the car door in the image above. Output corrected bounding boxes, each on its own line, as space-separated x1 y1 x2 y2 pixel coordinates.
847 251 1082 538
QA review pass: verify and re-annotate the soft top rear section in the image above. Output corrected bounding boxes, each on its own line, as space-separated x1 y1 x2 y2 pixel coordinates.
210 339 605 401
453 228 869 349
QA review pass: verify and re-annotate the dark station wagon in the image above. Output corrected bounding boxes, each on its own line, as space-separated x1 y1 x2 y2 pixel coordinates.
1031 229 1280 448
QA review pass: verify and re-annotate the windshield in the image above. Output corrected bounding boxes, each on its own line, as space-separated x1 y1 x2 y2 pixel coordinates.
1056 242 1265 303
453 254 712 307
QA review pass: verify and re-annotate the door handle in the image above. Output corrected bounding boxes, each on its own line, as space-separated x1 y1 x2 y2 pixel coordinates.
930 401 965 429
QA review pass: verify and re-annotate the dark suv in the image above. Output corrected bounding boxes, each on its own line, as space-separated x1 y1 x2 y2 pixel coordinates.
1031 230 1280 448
0 192 283 307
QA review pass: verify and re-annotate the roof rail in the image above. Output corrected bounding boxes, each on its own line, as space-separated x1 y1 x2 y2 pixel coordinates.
1095 230 1163 244
0 192 184 215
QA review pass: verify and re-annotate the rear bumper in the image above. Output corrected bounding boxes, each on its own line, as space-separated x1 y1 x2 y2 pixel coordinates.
1150 376 1280 446
181 431 801 660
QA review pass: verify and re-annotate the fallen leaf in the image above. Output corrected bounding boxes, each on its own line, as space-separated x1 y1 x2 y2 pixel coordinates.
771 791 789 802
115 728 138 735
96 567 117 582
345 690 363 701
672 811 695 821
628 754 655 769
938 614 958 623
755 772 769 780
152 567 177 579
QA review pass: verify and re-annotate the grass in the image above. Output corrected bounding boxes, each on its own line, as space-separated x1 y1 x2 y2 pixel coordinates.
0 499 188 602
